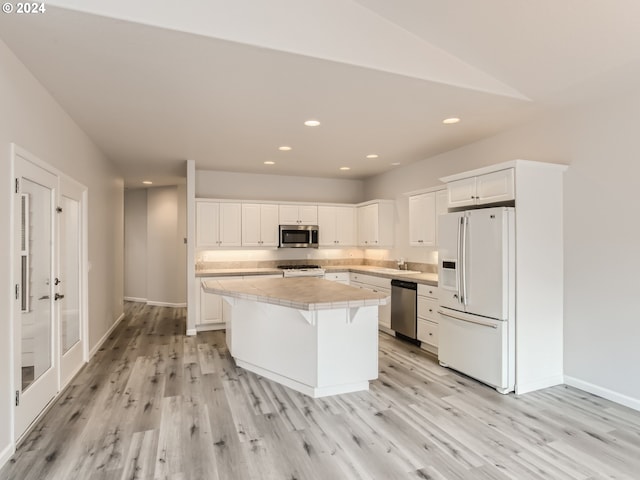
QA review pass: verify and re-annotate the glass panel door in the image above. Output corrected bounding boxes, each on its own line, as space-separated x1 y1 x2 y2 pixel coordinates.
20 177 53 392
14 153 58 440
59 176 85 386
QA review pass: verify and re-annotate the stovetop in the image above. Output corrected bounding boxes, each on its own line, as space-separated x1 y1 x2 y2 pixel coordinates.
277 264 322 270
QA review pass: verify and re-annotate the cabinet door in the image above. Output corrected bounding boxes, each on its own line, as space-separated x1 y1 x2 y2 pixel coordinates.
298 205 318 225
196 201 220 247
278 205 299 225
435 189 448 245
317 206 337 246
219 203 242 247
476 169 515 205
199 276 243 328
241 203 261 246
335 206 356 246
201 290 223 325
409 193 436 246
199 280 223 325
358 204 377 246
259 204 279 246
447 177 477 208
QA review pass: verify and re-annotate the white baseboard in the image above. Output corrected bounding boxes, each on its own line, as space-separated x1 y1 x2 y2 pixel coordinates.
124 296 146 303
89 312 125 359
564 375 640 412
186 328 197 336
0 442 14 472
146 301 187 308
515 374 564 395
196 323 225 332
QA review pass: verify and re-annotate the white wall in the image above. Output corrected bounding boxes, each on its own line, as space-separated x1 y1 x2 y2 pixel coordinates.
124 186 187 307
146 186 186 306
124 189 147 301
0 38 123 458
364 87 640 407
176 183 187 303
196 170 365 203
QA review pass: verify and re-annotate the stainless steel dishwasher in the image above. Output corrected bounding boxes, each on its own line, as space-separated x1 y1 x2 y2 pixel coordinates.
391 279 418 343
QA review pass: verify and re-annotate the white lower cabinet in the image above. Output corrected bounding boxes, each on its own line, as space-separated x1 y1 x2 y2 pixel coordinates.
417 284 439 353
350 273 391 331
196 274 281 330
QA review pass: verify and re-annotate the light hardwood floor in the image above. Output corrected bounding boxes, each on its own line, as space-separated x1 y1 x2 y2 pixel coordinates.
2 302 640 479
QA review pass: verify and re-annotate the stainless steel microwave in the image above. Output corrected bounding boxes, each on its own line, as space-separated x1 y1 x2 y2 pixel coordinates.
279 225 319 248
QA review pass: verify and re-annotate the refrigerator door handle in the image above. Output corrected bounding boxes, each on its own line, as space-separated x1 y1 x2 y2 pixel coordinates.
438 309 498 329
460 216 468 306
456 217 463 303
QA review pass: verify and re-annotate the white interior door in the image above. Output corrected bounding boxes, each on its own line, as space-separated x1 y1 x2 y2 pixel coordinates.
59 176 86 386
14 154 58 440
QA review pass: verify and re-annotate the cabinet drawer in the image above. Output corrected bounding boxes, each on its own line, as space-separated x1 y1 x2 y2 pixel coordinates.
417 284 438 298
417 319 438 346
324 272 350 283
417 296 438 321
350 273 390 289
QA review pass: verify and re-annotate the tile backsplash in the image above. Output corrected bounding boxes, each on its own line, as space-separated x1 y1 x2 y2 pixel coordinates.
196 249 436 273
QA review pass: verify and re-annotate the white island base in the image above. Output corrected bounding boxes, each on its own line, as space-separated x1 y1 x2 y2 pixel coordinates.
223 298 379 398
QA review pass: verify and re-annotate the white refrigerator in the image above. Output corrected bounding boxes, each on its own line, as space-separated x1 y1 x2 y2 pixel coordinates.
437 207 515 393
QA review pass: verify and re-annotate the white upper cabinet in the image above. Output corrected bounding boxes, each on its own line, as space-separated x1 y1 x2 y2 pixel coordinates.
409 188 448 247
409 192 436 246
447 168 515 208
242 203 279 247
318 205 356 246
279 204 318 225
357 201 394 247
435 189 448 241
196 200 241 248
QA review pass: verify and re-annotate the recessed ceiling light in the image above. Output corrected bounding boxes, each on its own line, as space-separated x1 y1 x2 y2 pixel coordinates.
391 162 401 166
142 180 153 185
264 161 275 165
304 120 321 127
366 154 379 159
278 146 292 151
340 167 350 171
443 117 461 124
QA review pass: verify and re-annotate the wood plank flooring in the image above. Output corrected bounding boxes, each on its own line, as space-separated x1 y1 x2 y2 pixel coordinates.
3 302 640 479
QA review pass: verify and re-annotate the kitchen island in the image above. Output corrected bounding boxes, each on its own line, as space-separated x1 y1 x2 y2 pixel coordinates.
202 277 389 398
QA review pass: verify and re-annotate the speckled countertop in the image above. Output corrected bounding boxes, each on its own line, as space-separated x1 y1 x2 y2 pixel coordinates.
196 265 438 286
324 266 438 286
196 267 282 277
202 277 389 311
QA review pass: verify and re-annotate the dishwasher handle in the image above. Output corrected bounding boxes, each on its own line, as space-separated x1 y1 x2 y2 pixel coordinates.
390 279 417 290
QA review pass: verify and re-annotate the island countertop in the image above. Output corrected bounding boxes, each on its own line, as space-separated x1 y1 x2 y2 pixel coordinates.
203 277 389 311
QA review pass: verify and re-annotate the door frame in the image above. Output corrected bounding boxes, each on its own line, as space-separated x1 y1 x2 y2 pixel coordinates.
9 143 89 444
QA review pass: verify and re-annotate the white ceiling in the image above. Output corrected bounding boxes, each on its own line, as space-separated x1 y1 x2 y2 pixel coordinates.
2 0 640 187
